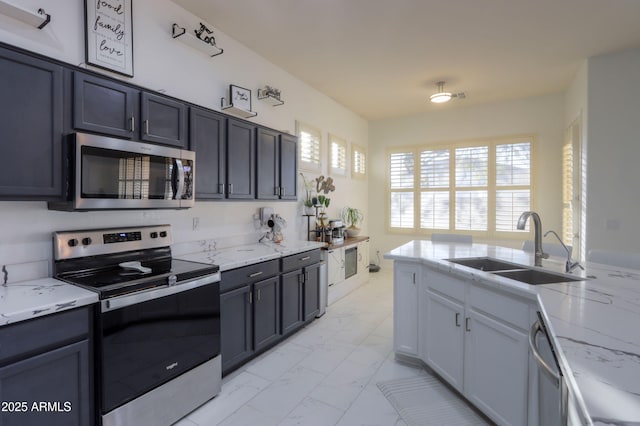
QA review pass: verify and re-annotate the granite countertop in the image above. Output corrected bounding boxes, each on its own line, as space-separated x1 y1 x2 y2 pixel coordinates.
385 240 640 425
177 240 327 272
0 278 98 327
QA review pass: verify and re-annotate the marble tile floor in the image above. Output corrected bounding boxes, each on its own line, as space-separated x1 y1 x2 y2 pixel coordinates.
173 269 470 426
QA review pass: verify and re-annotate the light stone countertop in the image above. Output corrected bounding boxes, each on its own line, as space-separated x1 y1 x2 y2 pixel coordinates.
385 240 640 425
0 278 98 327
0 241 325 328
176 240 327 271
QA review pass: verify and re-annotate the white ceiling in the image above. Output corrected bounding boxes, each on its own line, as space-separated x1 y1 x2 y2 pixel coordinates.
173 0 640 120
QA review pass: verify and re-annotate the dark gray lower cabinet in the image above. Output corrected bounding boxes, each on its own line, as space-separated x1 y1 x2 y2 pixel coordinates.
281 263 321 334
303 263 322 321
0 307 93 426
253 277 280 351
220 260 282 375
220 285 252 373
221 253 323 375
0 341 90 426
281 270 304 335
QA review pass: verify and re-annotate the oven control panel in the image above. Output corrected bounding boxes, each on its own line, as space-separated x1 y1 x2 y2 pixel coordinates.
53 225 172 260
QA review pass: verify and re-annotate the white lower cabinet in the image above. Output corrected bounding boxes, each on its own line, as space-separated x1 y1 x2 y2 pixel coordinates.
327 247 344 286
464 309 529 426
393 261 420 357
357 239 370 284
418 265 532 426
424 289 465 390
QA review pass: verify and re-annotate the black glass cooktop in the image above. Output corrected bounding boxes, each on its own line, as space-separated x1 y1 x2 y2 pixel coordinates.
57 258 219 298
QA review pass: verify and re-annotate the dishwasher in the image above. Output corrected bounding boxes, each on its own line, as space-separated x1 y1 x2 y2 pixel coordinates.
529 312 568 425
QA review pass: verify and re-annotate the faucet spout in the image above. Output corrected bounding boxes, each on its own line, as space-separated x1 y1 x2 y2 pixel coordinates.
544 230 584 273
517 211 548 267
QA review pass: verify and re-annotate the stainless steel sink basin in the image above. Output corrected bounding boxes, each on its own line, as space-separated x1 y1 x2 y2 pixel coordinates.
493 269 584 285
446 257 523 272
446 256 587 285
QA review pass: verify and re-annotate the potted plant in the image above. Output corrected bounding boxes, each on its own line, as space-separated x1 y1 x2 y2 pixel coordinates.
341 207 364 236
300 173 316 215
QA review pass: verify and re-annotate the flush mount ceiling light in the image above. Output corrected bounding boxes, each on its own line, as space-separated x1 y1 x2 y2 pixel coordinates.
430 81 465 104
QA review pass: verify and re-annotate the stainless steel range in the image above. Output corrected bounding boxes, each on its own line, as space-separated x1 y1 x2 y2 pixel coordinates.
53 225 221 426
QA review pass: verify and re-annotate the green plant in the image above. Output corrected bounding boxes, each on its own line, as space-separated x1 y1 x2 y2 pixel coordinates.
341 207 364 228
300 173 315 207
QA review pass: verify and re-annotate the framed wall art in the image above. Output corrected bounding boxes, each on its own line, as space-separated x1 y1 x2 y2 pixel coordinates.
230 84 252 111
85 0 134 77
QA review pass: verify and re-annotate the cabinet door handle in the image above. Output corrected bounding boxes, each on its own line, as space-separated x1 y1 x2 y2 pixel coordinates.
465 317 471 332
455 313 461 327
412 272 416 284
228 183 234 194
257 289 261 301
280 186 285 197
144 119 149 135
130 115 135 132
219 183 225 195
249 271 263 278
300 256 311 261
248 291 253 304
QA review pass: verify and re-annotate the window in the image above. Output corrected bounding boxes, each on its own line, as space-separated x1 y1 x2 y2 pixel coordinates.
296 121 321 171
389 152 414 228
329 134 347 175
388 136 534 238
352 144 367 177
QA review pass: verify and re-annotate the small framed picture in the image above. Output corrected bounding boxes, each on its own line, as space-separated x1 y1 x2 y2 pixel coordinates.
85 0 134 77
230 85 252 111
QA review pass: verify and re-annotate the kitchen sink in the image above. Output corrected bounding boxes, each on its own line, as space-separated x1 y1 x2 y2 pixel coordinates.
446 257 523 272
446 256 587 285
492 269 584 285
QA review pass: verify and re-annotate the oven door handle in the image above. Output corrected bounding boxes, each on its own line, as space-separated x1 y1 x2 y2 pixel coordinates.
101 272 220 312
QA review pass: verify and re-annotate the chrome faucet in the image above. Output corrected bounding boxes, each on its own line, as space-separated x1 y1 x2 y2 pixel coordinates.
517 211 548 267
544 230 584 273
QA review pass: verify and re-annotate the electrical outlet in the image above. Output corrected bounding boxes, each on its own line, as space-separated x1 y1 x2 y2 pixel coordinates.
192 217 200 231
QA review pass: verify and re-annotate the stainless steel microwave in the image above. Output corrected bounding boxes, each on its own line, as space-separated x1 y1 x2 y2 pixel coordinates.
48 133 195 211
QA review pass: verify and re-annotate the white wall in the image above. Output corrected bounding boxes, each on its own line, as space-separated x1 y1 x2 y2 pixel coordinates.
565 62 588 260
585 48 640 253
0 0 367 280
368 94 566 266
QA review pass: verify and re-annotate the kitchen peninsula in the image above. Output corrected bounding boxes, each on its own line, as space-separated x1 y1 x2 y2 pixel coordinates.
385 240 640 426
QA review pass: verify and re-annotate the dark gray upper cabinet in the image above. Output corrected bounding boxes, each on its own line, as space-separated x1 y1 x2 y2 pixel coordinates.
0 47 63 199
279 133 298 200
256 127 280 199
73 71 138 139
256 128 298 200
189 107 226 199
226 118 256 199
140 92 187 148
74 72 187 147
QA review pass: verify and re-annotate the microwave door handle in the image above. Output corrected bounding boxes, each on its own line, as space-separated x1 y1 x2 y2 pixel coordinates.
173 159 185 199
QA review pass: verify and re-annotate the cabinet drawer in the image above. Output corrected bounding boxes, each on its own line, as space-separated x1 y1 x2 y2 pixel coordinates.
469 284 530 329
0 307 91 365
221 259 279 293
281 249 322 273
426 268 465 302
